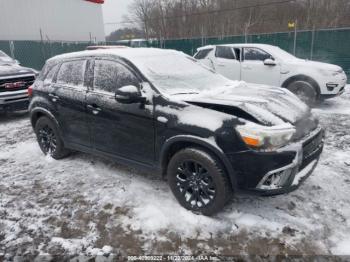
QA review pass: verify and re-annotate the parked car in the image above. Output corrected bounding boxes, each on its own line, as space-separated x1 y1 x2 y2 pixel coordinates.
29 48 324 215
0 50 37 113
194 44 347 104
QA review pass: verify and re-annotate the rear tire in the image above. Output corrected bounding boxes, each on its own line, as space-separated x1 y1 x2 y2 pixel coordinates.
34 116 70 160
167 147 233 216
287 80 319 106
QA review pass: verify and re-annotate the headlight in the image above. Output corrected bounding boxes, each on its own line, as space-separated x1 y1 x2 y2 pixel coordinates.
318 68 342 77
236 121 296 151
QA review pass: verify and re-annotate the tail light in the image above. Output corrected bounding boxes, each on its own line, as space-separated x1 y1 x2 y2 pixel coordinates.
28 85 33 97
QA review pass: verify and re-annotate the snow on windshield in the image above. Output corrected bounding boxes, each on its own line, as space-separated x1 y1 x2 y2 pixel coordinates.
132 53 233 94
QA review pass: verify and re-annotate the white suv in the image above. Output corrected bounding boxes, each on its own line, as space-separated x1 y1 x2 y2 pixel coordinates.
194 44 347 104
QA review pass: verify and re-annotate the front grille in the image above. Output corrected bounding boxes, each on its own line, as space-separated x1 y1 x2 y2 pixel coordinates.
0 75 35 93
301 129 324 168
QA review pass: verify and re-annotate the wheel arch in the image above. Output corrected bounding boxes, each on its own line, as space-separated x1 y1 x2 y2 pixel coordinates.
30 107 60 130
160 136 237 190
281 74 321 96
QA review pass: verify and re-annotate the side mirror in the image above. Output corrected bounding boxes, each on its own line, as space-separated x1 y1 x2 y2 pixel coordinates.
264 58 276 66
115 85 145 104
15 60 21 65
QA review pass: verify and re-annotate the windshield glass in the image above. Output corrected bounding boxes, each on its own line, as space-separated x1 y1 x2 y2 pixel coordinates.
133 53 233 95
0 51 16 64
267 46 297 60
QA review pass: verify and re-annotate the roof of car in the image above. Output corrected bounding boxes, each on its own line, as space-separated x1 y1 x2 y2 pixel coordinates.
86 45 130 50
48 48 184 63
197 43 275 51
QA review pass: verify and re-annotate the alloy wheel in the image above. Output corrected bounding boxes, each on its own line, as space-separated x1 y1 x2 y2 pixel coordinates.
175 160 216 208
38 125 57 155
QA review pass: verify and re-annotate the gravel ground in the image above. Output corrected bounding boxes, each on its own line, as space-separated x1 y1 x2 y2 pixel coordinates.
0 88 350 260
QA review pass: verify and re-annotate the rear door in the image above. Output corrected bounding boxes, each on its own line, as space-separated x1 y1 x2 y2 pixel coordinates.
86 58 155 164
241 47 281 86
51 59 91 148
212 46 241 80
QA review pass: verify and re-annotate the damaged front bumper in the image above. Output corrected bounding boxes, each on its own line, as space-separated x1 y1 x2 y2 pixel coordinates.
230 127 324 195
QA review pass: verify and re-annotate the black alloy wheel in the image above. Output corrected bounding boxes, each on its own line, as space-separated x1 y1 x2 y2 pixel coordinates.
38 125 57 155
175 160 216 208
168 147 233 216
34 116 70 160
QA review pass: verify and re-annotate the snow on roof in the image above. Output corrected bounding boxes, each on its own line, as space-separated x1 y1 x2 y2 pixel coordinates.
49 48 185 63
198 43 276 50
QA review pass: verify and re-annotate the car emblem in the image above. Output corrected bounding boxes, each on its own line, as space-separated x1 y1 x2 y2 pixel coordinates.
0 81 26 89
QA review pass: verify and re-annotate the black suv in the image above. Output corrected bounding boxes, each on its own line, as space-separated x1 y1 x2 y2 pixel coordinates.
0 50 37 112
29 48 324 215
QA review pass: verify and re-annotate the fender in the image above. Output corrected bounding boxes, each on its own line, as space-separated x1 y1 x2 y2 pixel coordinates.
160 135 237 189
281 74 321 95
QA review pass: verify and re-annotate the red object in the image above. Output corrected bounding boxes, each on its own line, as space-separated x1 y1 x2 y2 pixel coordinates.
1 81 26 89
28 85 33 97
85 0 104 4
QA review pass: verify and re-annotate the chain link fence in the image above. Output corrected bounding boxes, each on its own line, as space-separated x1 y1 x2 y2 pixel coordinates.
0 27 349 80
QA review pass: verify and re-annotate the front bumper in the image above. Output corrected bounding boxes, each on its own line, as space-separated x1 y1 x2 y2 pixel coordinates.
0 89 29 112
319 72 347 98
230 127 324 195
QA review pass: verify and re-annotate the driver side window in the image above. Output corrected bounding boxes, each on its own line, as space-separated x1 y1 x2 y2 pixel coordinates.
93 60 140 93
244 48 272 61
215 46 236 60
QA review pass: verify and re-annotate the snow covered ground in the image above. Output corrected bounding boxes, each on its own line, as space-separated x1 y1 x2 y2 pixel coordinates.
1 87 350 260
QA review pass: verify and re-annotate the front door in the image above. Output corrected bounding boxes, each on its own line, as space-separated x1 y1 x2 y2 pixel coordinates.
52 59 90 148
241 47 281 86
212 46 241 80
86 58 155 164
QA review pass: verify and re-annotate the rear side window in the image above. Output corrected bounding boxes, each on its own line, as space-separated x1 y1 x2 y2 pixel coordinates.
56 60 86 86
215 46 236 59
44 64 59 84
93 60 140 93
244 48 272 61
194 49 213 60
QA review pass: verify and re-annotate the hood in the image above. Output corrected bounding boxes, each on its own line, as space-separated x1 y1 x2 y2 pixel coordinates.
174 82 311 127
0 64 36 78
286 58 342 71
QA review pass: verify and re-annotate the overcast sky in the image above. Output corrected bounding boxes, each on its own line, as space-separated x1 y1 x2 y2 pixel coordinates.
102 0 134 35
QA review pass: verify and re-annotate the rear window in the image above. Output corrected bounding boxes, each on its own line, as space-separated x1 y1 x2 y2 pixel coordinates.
44 64 59 84
215 46 236 59
56 60 86 86
194 49 213 60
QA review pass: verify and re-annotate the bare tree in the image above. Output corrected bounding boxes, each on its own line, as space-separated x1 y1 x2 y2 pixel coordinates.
126 0 350 40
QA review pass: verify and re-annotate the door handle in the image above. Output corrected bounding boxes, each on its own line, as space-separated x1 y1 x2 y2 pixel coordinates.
87 104 102 115
49 93 59 102
242 65 252 70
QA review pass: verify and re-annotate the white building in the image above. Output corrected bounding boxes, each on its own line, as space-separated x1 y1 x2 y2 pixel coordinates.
0 0 105 42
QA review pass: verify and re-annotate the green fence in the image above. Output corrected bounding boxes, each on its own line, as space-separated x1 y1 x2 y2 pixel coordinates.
148 28 350 80
1 28 349 80
0 41 91 70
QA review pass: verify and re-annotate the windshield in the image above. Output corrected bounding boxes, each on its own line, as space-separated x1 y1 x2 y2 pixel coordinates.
132 53 233 95
0 51 16 64
267 46 297 60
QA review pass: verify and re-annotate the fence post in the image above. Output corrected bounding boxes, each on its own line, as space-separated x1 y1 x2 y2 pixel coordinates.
9 41 15 59
310 26 315 60
293 19 298 55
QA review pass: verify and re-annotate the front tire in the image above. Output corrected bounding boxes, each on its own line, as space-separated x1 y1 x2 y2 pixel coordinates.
34 116 70 160
287 80 319 106
167 147 233 216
